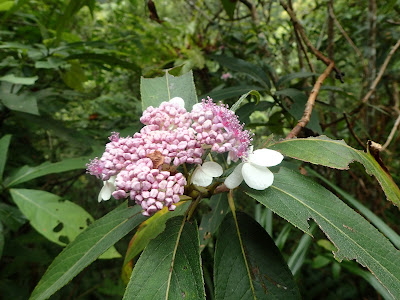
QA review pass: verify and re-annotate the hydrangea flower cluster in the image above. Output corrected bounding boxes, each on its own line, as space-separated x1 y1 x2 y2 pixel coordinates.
87 96 282 216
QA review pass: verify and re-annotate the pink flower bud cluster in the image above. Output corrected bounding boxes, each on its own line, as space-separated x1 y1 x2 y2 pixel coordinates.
191 97 253 161
87 97 253 216
112 158 186 216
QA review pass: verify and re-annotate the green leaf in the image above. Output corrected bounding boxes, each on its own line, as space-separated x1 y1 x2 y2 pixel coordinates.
231 90 261 112
0 134 11 180
60 61 87 92
236 101 274 125
275 88 321 133
0 1 13 11
10 189 93 246
221 0 237 19
198 193 229 252
30 203 146 300
307 168 400 249
269 136 400 207
0 92 39 115
210 55 271 89
0 74 38 85
123 216 205 299
140 70 198 111
123 200 191 266
276 71 316 87
246 168 400 298
214 212 301 299
35 58 66 69
201 85 263 102
4 156 89 187
0 202 27 231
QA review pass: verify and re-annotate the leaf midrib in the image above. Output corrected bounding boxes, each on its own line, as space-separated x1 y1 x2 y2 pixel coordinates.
270 184 399 293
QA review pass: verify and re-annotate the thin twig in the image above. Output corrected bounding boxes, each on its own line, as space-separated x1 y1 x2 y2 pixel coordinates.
328 5 368 78
382 82 400 150
343 114 366 150
286 62 335 138
362 39 400 103
382 114 400 150
279 0 344 82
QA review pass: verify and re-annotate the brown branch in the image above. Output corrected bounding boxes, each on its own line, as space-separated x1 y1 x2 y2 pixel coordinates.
362 39 400 103
279 0 344 82
328 5 368 78
286 62 335 139
382 114 400 150
343 114 366 150
382 82 400 150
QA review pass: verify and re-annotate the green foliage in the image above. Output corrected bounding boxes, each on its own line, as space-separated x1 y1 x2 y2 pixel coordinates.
215 212 301 299
124 217 205 299
1 0 400 299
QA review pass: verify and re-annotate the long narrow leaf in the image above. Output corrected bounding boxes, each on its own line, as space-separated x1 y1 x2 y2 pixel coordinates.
123 216 205 299
246 168 400 298
30 203 146 300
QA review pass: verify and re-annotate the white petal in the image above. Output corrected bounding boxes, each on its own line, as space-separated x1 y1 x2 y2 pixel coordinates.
201 161 223 177
248 149 284 167
98 182 113 202
169 97 185 108
242 163 274 190
191 167 213 187
224 163 244 189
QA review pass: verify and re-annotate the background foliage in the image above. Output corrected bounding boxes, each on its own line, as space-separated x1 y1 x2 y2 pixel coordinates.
1 0 399 299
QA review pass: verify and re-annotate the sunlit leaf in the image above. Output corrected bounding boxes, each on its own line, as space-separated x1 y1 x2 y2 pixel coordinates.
123 217 205 299
214 212 301 299
30 203 146 300
246 168 400 298
141 70 197 111
10 189 94 246
269 136 400 207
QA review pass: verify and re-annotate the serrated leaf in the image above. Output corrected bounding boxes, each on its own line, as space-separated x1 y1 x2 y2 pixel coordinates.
140 70 197 111
123 200 191 266
123 216 205 299
246 167 400 298
276 71 316 87
269 136 400 207
4 157 89 187
214 212 301 299
198 193 229 251
30 203 146 300
0 74 38 85
276 88 321 133
10 189 94 246
0 92 39 115
210 55 271 89
0 134 11 180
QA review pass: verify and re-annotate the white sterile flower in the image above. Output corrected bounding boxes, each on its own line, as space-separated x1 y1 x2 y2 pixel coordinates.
225 148 284 190
98 176 116 202
191 161 223 187
169 97 185 108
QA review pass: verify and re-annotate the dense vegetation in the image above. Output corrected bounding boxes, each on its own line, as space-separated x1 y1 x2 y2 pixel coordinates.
1 0 399 299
